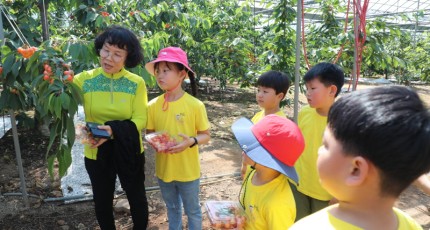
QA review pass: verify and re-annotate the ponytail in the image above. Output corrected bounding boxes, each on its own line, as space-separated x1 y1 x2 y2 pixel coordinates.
188 71 197 96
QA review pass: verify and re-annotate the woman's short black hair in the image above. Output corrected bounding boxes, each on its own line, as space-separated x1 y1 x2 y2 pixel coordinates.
94 25 143 68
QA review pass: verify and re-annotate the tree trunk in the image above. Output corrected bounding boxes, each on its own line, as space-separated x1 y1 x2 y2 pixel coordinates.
38 0 50 41
36 0 50 136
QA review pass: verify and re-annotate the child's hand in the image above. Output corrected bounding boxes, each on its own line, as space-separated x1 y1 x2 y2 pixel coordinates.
236 215 247 230
165 133 194 153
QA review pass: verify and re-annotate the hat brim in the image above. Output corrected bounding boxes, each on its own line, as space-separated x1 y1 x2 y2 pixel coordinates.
145 58 195 77
231 117 299 184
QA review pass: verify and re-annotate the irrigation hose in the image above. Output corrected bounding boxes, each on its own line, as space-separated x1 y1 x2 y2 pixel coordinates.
2 192 40 199
47 171 240 203
2 172 241 203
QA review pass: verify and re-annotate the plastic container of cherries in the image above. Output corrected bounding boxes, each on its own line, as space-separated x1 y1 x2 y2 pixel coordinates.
145 131 179 153
205 200 246 229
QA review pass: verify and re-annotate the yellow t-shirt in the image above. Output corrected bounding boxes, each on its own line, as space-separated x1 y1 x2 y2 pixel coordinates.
251 110 286 123
294 105 332 200
147 92 210 182
241 170 296 229
290 206 423 230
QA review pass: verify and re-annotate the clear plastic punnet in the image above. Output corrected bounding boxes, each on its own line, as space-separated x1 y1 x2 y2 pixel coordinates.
205 200 246 229
75 121 92 144
145 131 179 153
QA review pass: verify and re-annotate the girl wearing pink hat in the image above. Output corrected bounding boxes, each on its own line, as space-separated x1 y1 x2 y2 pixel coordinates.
145 47 211 230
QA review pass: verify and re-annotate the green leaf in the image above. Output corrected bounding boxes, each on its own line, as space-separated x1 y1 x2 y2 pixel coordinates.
60 92 70 110
0 92 10 110
82 45 92 63
57 146 72 178
54 95 62 118
46 120 59 157
95 15 104 27
48 93 56 114
85 12 97 24
19 65 32 83
69 44 81 60
68 98 78 117
0 45 12 57
16 90 28 109
66 118 76 148
49 80 64 92
8 92 22 110
26 51 41 71
2 54 16 76
11 59 22 77
68 82 83 104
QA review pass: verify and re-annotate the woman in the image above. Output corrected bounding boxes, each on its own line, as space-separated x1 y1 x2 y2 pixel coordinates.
73 25 148 230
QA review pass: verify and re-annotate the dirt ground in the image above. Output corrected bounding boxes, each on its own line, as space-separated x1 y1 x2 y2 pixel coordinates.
0 80 430 230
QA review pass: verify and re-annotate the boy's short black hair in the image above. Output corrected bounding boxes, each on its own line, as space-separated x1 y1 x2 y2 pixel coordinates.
328 86 430 197
256 70 291 99
94 25 144 68
303 62 345 97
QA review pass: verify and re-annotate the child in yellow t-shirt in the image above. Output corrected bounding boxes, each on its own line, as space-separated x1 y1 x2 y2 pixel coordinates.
145 47 210 230
290 86 429 229
232 114 305 229
240 70 291 179
292 62 345 221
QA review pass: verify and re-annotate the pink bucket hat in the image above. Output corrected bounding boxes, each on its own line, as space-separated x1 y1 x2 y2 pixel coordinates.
145 47 195 77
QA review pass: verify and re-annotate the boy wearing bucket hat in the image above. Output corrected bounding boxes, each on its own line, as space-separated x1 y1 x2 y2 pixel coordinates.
145 47 210 230
231 114 305 229
290 86 430 229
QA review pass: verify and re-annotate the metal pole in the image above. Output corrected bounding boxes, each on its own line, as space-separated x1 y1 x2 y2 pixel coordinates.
414 0 420 46
352 0 359 91
294 0 303 122
9 110 29 207
0 6 29 207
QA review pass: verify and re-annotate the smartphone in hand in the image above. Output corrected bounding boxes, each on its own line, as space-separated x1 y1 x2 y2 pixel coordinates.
86 122 111 139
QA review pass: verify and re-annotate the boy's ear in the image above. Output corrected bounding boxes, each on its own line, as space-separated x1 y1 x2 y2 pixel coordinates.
277 92 286 100
345 156 369 186
329 85 338 96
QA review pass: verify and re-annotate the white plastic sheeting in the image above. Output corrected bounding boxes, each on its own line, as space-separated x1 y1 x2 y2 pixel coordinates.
60 106 122 203
0 113 12 138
